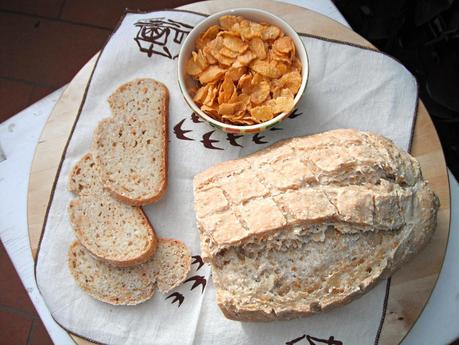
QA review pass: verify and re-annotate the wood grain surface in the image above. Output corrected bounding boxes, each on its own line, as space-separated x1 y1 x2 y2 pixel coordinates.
27 1 450 344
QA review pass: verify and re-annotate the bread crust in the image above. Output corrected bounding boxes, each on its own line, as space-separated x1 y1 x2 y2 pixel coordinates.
194 129 427 260
68 241 156 305
216 191 437 322
193 129 439 321
68 200 158 267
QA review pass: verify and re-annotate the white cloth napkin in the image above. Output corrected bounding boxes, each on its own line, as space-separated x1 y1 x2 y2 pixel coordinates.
36 10 418 345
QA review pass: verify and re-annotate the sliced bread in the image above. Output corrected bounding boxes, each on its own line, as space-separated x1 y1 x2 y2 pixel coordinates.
151 238 192 294
193 129 439 321
68 241 155 305
68 239 192 305
93 113 167 206
91 79 168 206
108 79 168 119
68 154 157 267
68 153 104 196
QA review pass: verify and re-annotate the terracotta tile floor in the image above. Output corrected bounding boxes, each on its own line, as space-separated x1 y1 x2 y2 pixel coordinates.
0 1 198 343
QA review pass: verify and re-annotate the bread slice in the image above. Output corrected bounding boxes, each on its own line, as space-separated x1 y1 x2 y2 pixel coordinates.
151 239 192 294
69 153 104 196
91 78 168 206
68 241 155 305
193 129 439 321
68 154 157 267
108 79 168 119
93 113 167 206
68 239 191 305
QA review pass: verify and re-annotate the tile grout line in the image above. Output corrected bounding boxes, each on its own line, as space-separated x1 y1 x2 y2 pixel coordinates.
25 319 35 345
57 0 67 19
0 76 59 90
0 304 38 320
0 8 113 31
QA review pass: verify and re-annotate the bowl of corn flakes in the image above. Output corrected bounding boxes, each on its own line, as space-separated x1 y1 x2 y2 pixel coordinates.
178 8 309 134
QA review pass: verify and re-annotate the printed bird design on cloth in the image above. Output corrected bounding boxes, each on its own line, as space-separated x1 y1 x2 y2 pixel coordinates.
286 335 343 345
191 112 203 123
226 133 244 147
201 131 223 150
172 108 304 149
166 292 184 307
184 275 207 293
191 255 205 271
163 254 209 308
173 118 194 140
253 133 268 144
289 108 303 119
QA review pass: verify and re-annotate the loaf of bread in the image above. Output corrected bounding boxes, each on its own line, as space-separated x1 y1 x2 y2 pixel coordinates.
93 79 168 206
68 238 191 305
193 129 439 321
68 153 157 267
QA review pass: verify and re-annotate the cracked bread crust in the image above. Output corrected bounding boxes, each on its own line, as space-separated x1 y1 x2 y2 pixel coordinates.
194 129 425 260
192 129 439 321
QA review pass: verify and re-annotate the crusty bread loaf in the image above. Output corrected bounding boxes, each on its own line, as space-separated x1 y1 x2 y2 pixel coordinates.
68 239 191 305
151 239 192 294
92 79 168 206
68 241 155 305
68 154 157 267
193 128 439 321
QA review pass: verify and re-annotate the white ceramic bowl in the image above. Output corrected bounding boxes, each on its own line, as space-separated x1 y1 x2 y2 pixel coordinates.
178 8 309 134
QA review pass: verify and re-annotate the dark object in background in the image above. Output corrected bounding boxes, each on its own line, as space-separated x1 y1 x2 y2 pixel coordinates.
334 0 459 180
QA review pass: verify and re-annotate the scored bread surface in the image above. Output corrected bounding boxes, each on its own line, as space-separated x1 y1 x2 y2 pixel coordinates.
68 153 157 267
192 128 439 321
93 79 168 206
68 241 155 305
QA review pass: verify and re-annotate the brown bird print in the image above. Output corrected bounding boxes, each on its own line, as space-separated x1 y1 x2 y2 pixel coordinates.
173 118 194 141
252 133 268 144
226 133 243 147
191 112 203 123
305 335 343 345
191 255 205 271
166 292 184 307
289 108 303 119
201 131 223 150
286 335 306 345
184 275 207 293
286 335 343 345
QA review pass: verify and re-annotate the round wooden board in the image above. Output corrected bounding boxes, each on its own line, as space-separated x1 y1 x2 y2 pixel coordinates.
27 1 450 344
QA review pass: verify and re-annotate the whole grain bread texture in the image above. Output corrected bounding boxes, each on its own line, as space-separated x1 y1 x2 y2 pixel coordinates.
68 239 191 305
68 153 157 267
193 128 439 321
68 241 156 305
151 239 192 294
93 79 168 206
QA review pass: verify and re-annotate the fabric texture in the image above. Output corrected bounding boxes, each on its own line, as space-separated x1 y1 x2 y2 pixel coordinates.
36 10 418 345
